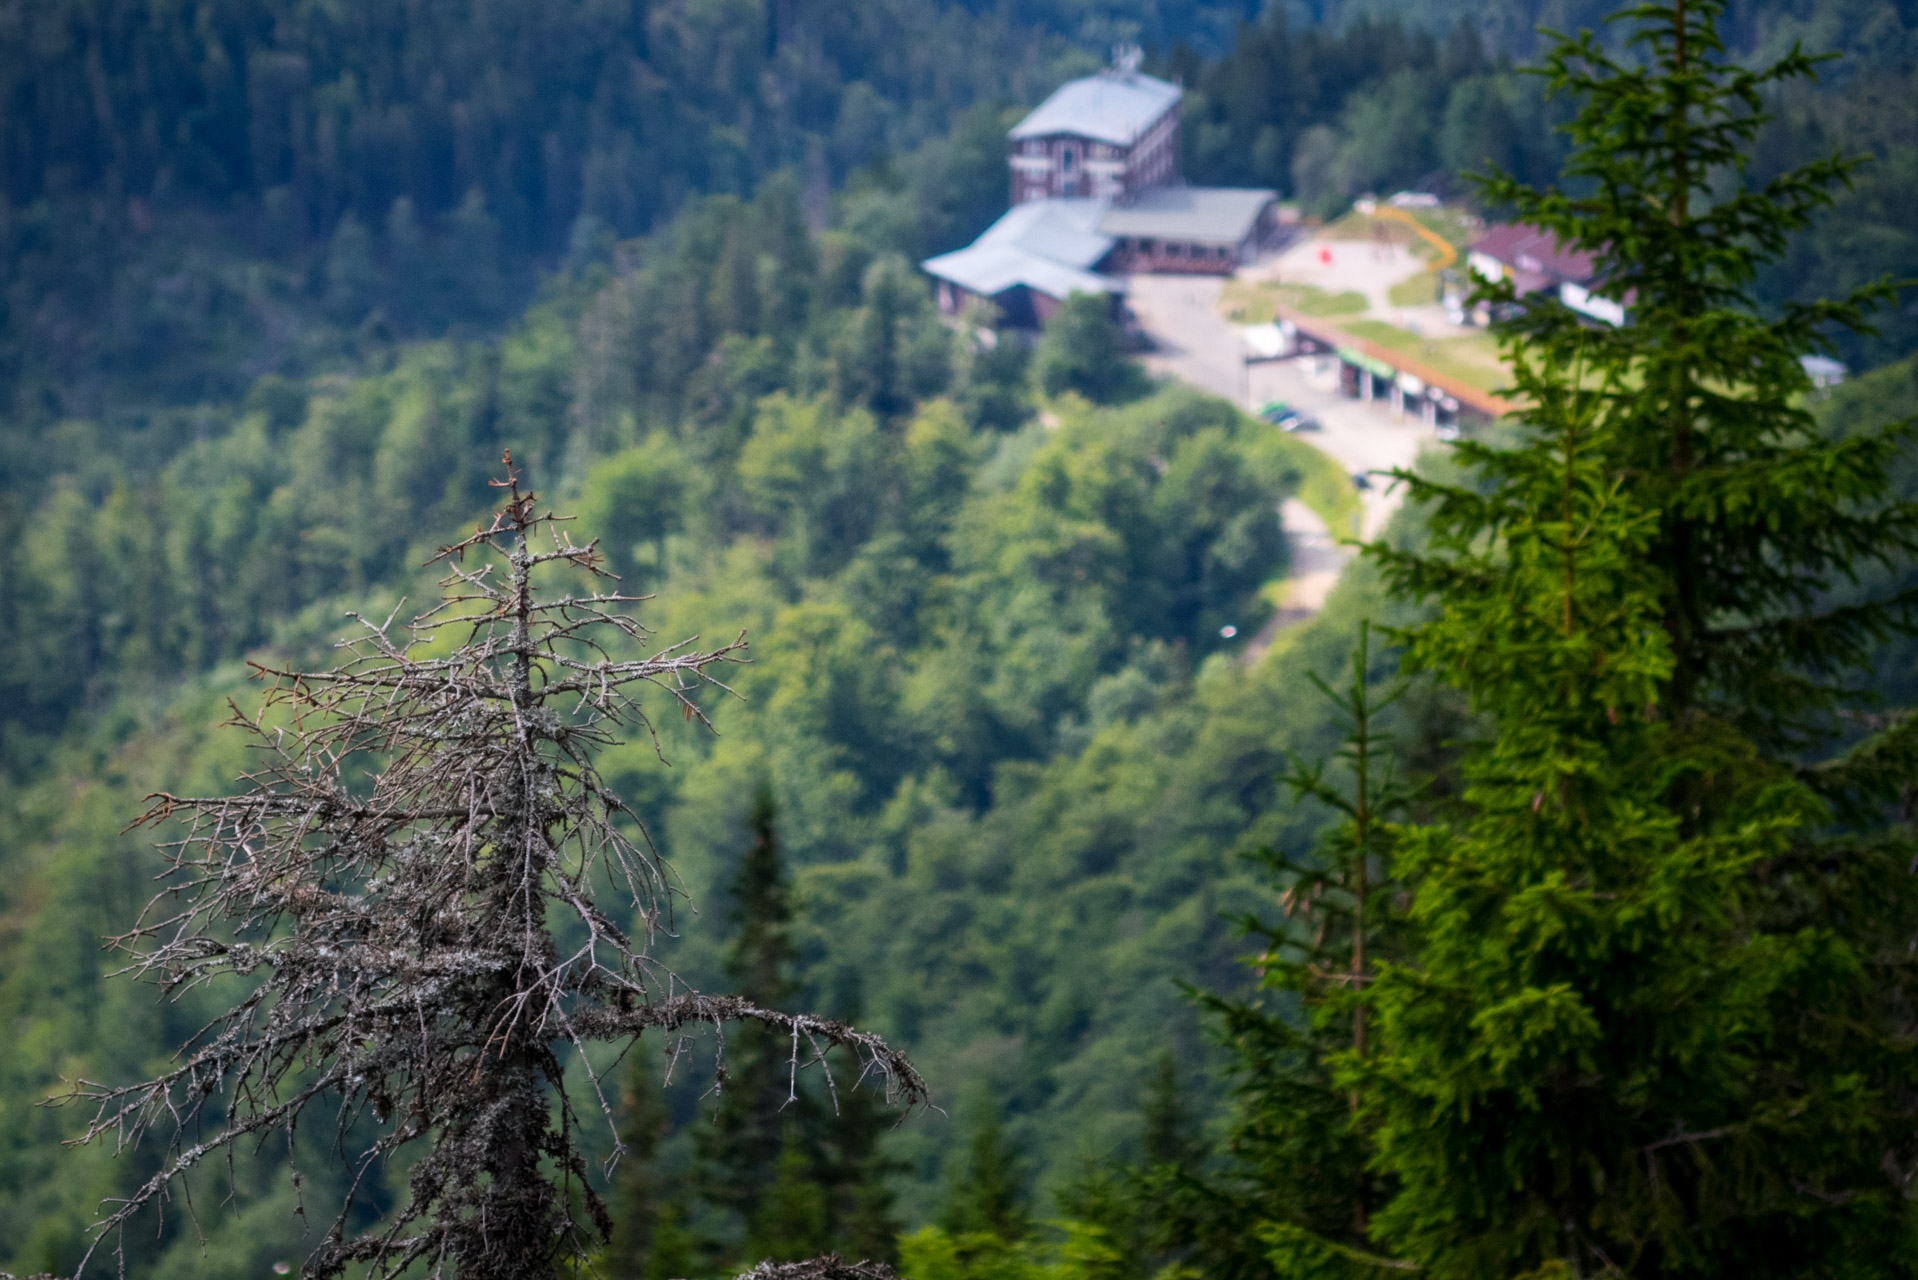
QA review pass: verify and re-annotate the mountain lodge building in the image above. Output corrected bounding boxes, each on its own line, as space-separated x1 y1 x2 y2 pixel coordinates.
923 50 1276 327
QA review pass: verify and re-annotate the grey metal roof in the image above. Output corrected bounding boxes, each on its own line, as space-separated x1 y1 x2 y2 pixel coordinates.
980 199 1114 268
921 199 1119 301
1008 71 1182 146
1096 186 1275 245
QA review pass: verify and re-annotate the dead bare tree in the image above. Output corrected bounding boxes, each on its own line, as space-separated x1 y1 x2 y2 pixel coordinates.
55 456 926 1279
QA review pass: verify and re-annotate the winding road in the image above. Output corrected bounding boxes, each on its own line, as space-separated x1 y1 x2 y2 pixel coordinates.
1122 271 1448 654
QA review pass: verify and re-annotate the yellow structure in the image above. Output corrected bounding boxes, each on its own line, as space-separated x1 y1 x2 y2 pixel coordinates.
1373 203 1456 271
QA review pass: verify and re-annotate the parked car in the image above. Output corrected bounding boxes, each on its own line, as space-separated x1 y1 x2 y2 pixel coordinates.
1257 401 1320 431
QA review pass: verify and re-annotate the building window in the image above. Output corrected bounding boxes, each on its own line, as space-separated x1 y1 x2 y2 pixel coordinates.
1061 146 1076 173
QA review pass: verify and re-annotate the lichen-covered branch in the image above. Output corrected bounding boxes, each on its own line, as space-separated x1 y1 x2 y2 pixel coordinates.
51 455 925 1280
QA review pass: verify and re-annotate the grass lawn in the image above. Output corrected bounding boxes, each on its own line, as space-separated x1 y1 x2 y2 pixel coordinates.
1386 272 1439 306
1343 319 1510 395
1322 210 1430 254
1320 210 1456 262
1403 205 1481 251
1221 278 1367 323
1247 425 1362 538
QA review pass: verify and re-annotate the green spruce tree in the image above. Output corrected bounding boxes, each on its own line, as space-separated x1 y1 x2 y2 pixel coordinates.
693 783 904 1268
942 1101 1031 1243
1476 0 1918 751
695 782 814 1254
746 1125 834 1263
1147 625 1412 1280
1049 1051 1207 1280
1341 3 1918 1271
1139 1051 1202 1175
605 1070 700 1280
815 1021 908 1267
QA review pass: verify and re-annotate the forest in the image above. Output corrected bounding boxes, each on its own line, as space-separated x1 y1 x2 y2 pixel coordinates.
3 0 1918 1276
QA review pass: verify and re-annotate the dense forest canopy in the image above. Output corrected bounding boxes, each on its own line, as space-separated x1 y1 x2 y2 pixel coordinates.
2 0 1918 1275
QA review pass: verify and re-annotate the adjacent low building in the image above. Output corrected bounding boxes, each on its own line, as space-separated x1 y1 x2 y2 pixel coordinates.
923 51 1279 326
1466 223 1626 327
1801 354 1848 390
1099 186 1279 273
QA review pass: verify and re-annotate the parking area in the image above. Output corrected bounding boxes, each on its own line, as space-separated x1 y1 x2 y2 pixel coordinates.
1124 271 1443 540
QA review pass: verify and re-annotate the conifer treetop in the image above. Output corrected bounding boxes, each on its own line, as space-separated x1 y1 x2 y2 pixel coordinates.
1468 0 1918 747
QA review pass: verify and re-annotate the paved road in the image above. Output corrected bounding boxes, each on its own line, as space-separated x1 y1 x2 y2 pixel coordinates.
1126 274 1245 403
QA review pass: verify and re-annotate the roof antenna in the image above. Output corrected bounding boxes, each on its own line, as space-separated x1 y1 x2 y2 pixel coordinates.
1111 43 1143 76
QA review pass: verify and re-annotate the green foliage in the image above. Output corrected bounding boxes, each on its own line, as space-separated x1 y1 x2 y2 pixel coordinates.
739 397 893 580
1033 295 1149 406
1138 1053 1202 1173
1169 12 1566 213
746 1127 836 1262
731 787 801 995
1142 626 1415 1280
957 325 1037 434
1362 364 1918 1274
899 1226 1038 1280
897 1101 1146 1280
1140 6 1918 1277
1167 4 1918 367
594 787 907 1276
580 434 696 583
0 0 1109 409
944 1104 1032 1241
1329 3 1918 1272
1476 0 1918 752
953 392 1286 662
0 327 1349 1272
7 5 1917 1274
606 1069 678 1280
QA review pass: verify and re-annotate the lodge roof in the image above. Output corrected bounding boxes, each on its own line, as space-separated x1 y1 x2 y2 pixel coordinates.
1008 70 1182 146
920 199 1119 300
1099 186 1276 245
922 186 1279 303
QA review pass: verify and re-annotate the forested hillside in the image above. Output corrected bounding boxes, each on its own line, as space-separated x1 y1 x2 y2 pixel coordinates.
0 0 1089 416
1304 0 1918 60
0 158 1374 1272
4 0 1918 1276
